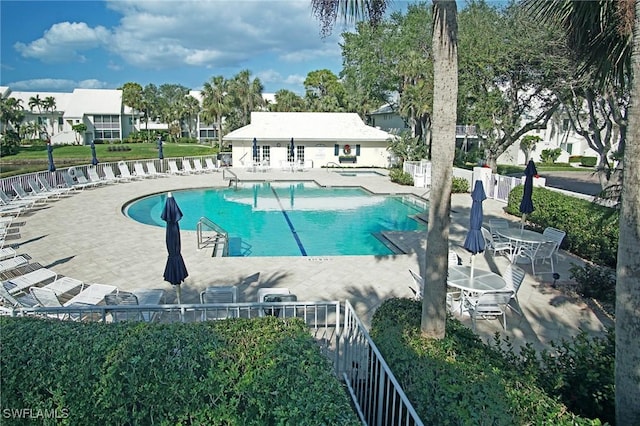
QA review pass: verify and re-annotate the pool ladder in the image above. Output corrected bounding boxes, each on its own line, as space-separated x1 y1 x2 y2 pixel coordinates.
197 216 229 257
223 168 238 189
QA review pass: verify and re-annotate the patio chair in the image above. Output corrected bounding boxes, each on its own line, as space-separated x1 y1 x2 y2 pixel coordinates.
146 161 165 177
464 290 512 331
103 165 126 183
0 255 30 274
105 289 164 322
118 162 142 181
193 158 206 173
68 167 102 188
27 178 64 199
11 183 50 203
481 227 512 258
2 267 58 296
181 160 195 174
200 286 238 320
0 283 39 308
204 158 219 172
489 219 510 243
85 165 108 186
542 227 566 261
0 247 18 261
61 171 92 191
519 241 557 275
133 162 153 179
168 160 188 175
502 264 526 315
37 175 74 196
408 269 423 300
0 189 37 210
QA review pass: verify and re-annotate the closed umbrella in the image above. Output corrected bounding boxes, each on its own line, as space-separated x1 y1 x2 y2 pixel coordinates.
158 136 164 160
90 142 99 165
463 180 487 284
252 137 258 162
519 160 537 230
290 137 295 162
47 143 56 172
161 192 188 304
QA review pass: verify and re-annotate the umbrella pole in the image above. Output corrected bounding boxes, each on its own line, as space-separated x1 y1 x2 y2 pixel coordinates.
176 284 182 304
469 255 475 285
520 214 526 231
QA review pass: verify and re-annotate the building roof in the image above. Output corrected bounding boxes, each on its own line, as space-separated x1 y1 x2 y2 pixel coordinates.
64 89 122 117
224 112 393 142
8 91 74 112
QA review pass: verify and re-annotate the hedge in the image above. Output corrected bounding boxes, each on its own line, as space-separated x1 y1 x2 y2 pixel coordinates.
369 298 603 425
506 185 618 268
0 317 359 425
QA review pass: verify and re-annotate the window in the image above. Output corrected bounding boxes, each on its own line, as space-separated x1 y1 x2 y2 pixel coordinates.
262 146 270 161
296 146 304 162
562 119 570 132
199 129 217 139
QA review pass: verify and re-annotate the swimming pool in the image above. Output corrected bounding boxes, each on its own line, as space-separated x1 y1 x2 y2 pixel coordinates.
124 182 427 257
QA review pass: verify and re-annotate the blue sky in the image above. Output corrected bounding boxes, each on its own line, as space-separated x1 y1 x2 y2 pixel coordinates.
1 0 396 95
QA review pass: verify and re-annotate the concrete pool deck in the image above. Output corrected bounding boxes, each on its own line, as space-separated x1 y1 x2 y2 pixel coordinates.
5 167 611 350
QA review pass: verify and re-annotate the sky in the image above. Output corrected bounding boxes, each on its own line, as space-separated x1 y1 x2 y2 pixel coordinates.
1 0 403 96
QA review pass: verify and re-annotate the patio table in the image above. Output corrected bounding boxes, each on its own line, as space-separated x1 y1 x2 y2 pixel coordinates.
496 228 554 263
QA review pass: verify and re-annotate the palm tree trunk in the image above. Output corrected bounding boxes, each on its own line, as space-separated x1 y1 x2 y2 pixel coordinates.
421 0 458 339
616 2 640 422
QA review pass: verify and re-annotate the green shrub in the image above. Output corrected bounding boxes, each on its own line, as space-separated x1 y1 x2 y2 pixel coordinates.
0 317 359 425
581 156 597 167
493 330 615 425
370 298 600 425
389 168 413 185
0 130 21 156
569 155 583 163
540 148 563 164
569 263 616 304
451 176 470 193
506 185 618 268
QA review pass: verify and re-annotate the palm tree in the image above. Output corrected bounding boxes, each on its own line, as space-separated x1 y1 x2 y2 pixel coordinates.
43 96 57 138
312 0 459 339
525 0 638 422
201 75 231 148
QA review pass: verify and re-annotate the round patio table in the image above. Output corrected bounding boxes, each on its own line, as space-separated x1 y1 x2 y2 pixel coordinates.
496 228 554 263
447 265 507 293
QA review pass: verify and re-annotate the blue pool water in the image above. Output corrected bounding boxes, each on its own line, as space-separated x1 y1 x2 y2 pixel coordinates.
124 182 427 257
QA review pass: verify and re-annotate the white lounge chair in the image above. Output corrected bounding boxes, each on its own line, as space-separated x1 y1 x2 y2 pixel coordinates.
103 165 126 183
0 255 30 274
0 189 36 210
118 162 142 181
133 162 153 179
69 168 102 188
181 160 195 174
0 284 38 308
204 158 219 172
37 175 74 196
11 183 50 203
87 166 111 185
3 268 58 295
0 247 18 261
146 161 164 177
168 160 188 175
27 178 65 199
193 158 206 174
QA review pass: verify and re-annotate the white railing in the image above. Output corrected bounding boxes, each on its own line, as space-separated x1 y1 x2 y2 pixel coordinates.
339 300 424 426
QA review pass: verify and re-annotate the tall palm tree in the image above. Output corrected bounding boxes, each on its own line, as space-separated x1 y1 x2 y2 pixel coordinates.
43 96 57 137
201 75 231 148
312 0 459 339
525 0 638 422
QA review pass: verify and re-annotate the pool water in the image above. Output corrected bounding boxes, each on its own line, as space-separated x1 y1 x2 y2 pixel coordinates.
124 182 427 257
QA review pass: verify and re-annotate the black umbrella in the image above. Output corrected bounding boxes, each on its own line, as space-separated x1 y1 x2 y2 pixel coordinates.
519 160 537 230
252 137 258 162
90 141 99 165
290 137 295 162
158 136 164 160
161 192 188 303
47 143 56 172
463 180 486 282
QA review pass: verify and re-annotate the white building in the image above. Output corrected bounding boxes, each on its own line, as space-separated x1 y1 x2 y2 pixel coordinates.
224 112 396 169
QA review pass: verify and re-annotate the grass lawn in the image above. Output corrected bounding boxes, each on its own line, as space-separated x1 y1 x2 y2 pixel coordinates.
0 143 218 177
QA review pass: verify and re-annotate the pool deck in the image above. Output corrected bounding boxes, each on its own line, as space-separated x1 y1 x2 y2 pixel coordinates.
5 167 611 350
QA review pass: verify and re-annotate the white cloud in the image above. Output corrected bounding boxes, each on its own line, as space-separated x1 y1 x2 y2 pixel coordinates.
7 78 109 91
14 22 111 63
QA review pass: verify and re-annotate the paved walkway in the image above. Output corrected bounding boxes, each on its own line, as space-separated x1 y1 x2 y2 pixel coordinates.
4 168 611 350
